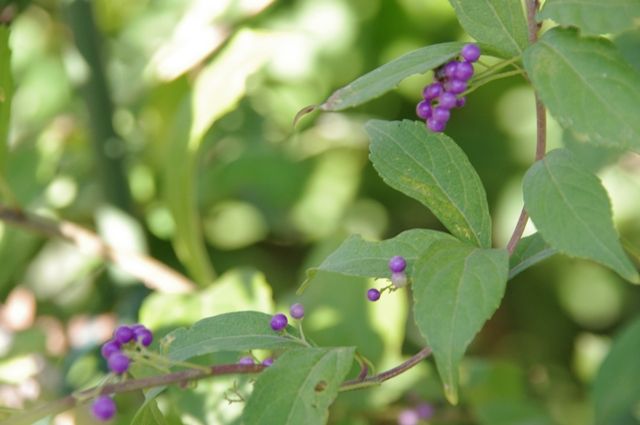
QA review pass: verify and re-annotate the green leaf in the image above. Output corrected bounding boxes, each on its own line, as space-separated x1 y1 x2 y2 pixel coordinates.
318 43 463 111
447 0 528 58
413 239 509 404
366 120 492 248
131 398 170 425
523 27 640 152
509 233 556 279
302 229 456 289
0 26 12 178
165 311 307 362
242 347 355 425
165 30 275 284
523 149 639 283
593 316 640 425
539 0 640 36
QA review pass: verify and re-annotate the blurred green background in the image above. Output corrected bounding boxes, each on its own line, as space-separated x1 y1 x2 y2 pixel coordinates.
0 0 639 424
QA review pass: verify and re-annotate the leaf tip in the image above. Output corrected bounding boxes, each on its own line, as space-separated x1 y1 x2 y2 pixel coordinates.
292 105 318 128
444 383 459 405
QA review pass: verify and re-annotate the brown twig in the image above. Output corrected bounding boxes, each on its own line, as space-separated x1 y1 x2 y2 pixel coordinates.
506 0 546 256
0 203 196 293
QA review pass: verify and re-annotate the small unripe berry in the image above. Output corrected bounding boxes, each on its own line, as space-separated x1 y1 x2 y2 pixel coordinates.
427 118 447 133
367 288 381 302
134 327 153 347
423 82 443 100
438 92 457 110
416 100 432 120
238 356 255 365
91 396 116 422
114 326 134 344
455 96 467 108
391 272 408 288
461 43 481 62
262 357 274 367
270 313 288 331
101 340 121 359
388 256 407 273
290 303 305 319
107 352 130 374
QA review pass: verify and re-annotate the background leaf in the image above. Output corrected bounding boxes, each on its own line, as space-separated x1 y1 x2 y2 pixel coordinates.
413 239 509 404
303 229 456 288
593 316 640 425
242 347 355 425
131 398 170 425
447 0 528 57
509 233 556 279
367 120 492 247
165 311 306 362
523 149 639 283
0 26 12 180
318 43 463 111
523 27 640 152
539 0 640 36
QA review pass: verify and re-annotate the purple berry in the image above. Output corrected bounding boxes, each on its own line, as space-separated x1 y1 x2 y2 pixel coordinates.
107 352 130 374
134 327 153 347
422 82 443 100
91 396 116 422
444 61 459 79
397 409 420 425
388 256 407 273
455 96 467 108
290 303 305 319
130 324 145 332
391 272 408 288
416 100 432 120
114 326 134 344
270 313 288 331
262 357 274 367
461 43 481 62
426 118 447 133
454 61 474 81
416 403 435 419
445 79 467 94
367 288 381 302
100 340 121 359
432 107 451 123
238 356 255 365
438 92 457 109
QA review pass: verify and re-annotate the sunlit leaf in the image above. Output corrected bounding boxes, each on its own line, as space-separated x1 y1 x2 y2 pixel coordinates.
509 233 555 279
301 229 456 291
447 0 528 58
242 347 355 425
367 120 492 247
131 398 170 425
165 30 275 284
523 149 639 283
524 28 640 152
413 239 508 404
539 0 640 35
316 43 463 112
593 317 640 425
165 311 306 362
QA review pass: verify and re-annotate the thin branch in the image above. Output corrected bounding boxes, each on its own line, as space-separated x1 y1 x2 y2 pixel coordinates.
506 0 546 256
339 347 432 392
0 364 266 425
0 203 196 293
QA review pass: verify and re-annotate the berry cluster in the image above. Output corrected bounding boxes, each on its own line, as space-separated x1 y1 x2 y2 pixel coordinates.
92 324 154 421
416 43 481 132
367 255 409 302
270 302 305 332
